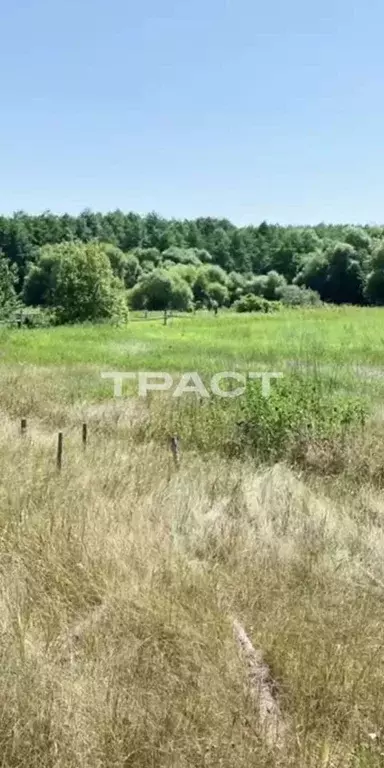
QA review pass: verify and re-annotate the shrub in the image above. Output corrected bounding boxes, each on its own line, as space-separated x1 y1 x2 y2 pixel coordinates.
233 375 367 462
21 307 57 327
234 295 272 313
138 373 367 469
276 284 321 306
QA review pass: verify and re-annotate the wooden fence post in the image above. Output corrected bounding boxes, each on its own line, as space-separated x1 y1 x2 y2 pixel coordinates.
170 435 180 468
164 309 168 326
82 423 87 449
57 432 63 471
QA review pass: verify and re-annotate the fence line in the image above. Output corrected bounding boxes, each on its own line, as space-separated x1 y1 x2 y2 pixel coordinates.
18 421 180 473
0 311 200 328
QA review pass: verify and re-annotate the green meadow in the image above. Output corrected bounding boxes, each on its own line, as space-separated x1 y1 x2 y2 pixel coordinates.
1 305 384 368
1 305 384 410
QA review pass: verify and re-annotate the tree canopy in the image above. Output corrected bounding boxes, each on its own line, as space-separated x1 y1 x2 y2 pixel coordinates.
0 210 382 322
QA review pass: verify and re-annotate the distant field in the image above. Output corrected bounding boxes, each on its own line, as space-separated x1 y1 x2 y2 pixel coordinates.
1 307 384 766
1 305 384 367
1 305 384 408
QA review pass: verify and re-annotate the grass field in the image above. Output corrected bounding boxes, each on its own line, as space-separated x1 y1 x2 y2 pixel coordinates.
1 307 384 767
2 306 384 369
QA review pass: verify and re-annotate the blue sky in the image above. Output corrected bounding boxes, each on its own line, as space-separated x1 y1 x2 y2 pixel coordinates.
0 0 383 224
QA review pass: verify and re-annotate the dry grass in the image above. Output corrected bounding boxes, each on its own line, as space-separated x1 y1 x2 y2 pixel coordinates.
0 385 383 768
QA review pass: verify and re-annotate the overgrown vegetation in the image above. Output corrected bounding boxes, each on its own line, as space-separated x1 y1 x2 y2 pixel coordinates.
141 373 368 466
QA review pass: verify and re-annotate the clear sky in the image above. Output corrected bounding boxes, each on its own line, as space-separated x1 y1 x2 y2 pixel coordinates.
1 0 383 225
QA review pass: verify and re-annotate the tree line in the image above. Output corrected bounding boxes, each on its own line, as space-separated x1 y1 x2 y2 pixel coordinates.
1 210 384 323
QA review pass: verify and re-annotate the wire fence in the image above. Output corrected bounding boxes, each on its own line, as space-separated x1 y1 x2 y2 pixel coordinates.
0 308 210 328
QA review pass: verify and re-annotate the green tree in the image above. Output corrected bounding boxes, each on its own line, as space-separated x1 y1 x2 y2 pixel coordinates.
23 242 128 323
365 245 384 305
263 271 287 301
294 252 329 297
103 244 127 279
104 246 142 288
162 247 202 266
4 218 37 286
132 247 161 267
205 282 229 307
211 228 232 270
194 249 212 263
323 243 366 304
230 230 252 273
0 252 19 319
142 212 168 250
227 271 247 303
192 264 228 305
129 269 193 311
158 222 186 250
0 209 382 309
123 253 143 288
269 228 320 281
343 227 372 254
276 284 321 306
167 264 199 286
245 275 268 296
185 221 204 249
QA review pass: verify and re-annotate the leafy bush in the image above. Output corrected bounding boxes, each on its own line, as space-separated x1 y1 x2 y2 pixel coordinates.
234 375 367 462
140 373 367 469
276 284 321 306
234 294 274 313
21 307 57 327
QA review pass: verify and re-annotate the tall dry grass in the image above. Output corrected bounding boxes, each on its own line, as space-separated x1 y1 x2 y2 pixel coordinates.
0 386 384 767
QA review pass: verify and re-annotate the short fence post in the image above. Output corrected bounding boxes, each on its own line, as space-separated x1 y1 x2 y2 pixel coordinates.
20 418 27 436
164 309 168 326
82 423 87 449
57 432 63 471
170 435 180 468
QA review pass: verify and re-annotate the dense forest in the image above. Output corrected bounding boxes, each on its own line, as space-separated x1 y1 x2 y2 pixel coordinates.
1 210 384 323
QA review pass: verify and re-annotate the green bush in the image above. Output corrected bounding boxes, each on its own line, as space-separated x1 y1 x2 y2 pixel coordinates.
233 375 367 461
234 294 274 313
276 284 321 306
22 307 57 327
